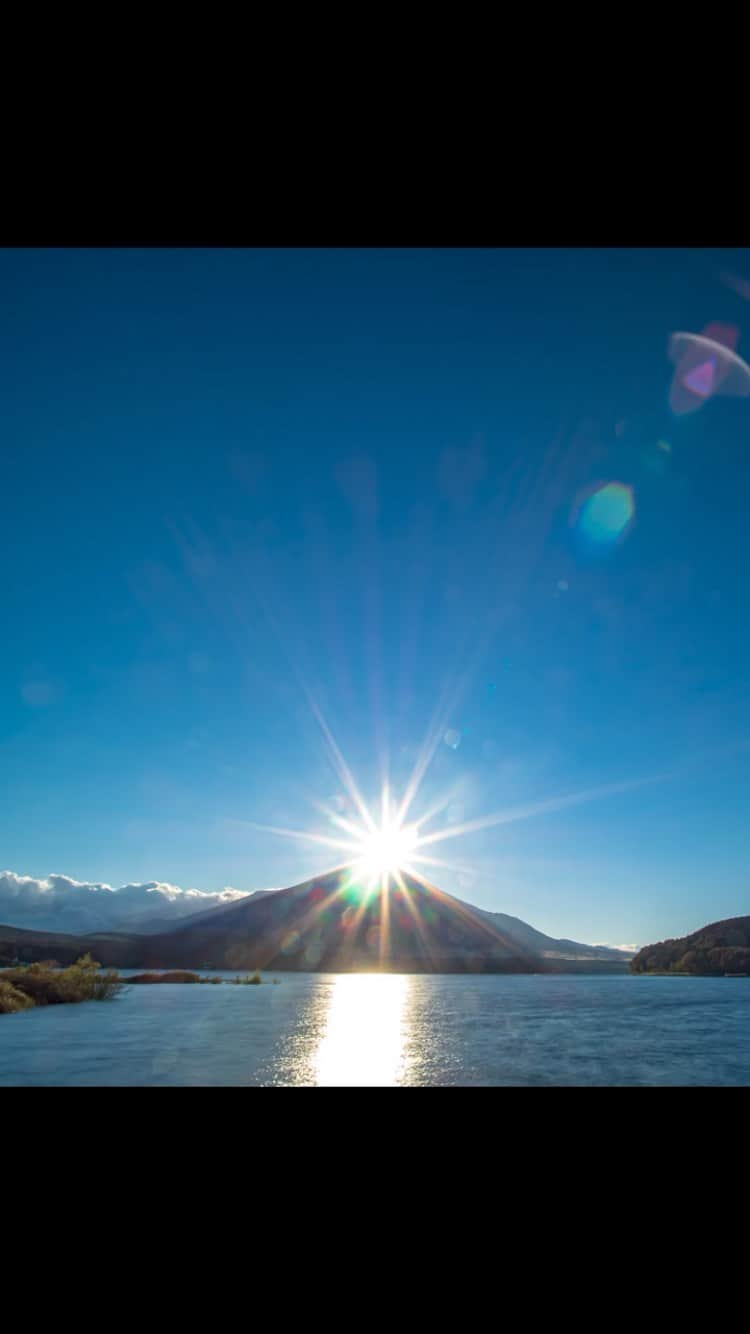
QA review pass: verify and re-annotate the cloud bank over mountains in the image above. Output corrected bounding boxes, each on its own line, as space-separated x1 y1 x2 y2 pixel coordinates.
0 870 260 935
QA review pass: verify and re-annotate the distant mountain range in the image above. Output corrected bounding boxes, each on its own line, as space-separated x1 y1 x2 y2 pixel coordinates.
0 869 632 974
0 870 265 936
631 916 750 975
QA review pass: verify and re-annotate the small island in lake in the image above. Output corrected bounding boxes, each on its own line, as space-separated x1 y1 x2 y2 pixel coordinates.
631 916 750 976
0 954 123 1013
0 960 281 1013
126 971 266 984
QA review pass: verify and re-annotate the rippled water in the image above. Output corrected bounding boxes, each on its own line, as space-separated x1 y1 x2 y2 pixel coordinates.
2 972 750 1086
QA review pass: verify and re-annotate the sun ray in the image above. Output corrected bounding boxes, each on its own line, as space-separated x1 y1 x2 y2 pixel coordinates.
404 866 527 956
379 870 391 966
395 648 489 830
337 874 381 968
392 869 438 969
413 788 465 832
414 773 669 850
306 797 372 843
306 696 379 834
409 851 476 875
245 821 363 856
395 711 449 829
381 781 390 830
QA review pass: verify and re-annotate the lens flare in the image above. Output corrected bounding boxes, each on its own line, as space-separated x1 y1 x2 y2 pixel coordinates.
668 323 750 416
720 270 750 303
576 482 635 548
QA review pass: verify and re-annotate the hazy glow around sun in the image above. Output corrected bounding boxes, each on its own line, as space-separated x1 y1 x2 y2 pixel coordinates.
250 698 659 903
356 821 419 879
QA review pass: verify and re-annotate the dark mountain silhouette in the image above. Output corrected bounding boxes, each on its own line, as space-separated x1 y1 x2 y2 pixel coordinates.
631 916 750 975
119 869 543 973
472 907 630 960
0 923 105 967
0 869 631 973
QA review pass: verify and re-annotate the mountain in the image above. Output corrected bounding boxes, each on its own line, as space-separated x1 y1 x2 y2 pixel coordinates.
0 869 631 973
0 923 122 967
111 869 541 973
631 916 750 975
473 908 631 961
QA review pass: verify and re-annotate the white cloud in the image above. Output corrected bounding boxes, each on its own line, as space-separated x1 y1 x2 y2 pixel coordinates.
592 942 640 953
0 870 271 936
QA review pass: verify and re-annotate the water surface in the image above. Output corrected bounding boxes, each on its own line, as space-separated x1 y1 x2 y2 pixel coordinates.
2 973 749 1086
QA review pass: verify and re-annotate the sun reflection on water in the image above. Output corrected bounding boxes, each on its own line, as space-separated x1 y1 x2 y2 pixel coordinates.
314 974 410 1086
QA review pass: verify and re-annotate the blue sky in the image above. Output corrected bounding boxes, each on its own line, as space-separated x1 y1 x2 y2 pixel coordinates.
2 246 749 946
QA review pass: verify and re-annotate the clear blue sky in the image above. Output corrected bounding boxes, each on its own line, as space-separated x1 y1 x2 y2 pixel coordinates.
2 247 749 946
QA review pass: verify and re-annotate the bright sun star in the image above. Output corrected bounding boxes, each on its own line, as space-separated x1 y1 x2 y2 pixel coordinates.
250 697 654 910
356 819 419 880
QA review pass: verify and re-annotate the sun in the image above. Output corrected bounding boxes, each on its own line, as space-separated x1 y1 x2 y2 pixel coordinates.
249 699 661 920
355 819 419 880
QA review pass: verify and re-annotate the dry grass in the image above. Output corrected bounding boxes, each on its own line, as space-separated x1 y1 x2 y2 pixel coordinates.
1 954 124 1012
0 979 35 1013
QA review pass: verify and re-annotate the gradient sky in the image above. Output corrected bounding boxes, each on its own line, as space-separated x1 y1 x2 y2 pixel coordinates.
2 247 750 948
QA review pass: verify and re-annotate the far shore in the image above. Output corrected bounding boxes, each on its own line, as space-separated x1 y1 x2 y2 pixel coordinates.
0 959 283 1015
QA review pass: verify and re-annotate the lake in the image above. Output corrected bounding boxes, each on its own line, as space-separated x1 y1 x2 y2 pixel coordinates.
2 972 750 1085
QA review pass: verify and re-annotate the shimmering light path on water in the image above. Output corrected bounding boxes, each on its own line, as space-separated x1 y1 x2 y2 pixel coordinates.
2 973 750 1086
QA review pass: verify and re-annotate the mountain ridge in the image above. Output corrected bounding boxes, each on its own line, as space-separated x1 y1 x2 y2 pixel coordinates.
0 870 632 973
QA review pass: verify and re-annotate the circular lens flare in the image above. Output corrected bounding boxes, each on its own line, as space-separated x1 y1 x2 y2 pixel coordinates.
577 482 635 548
